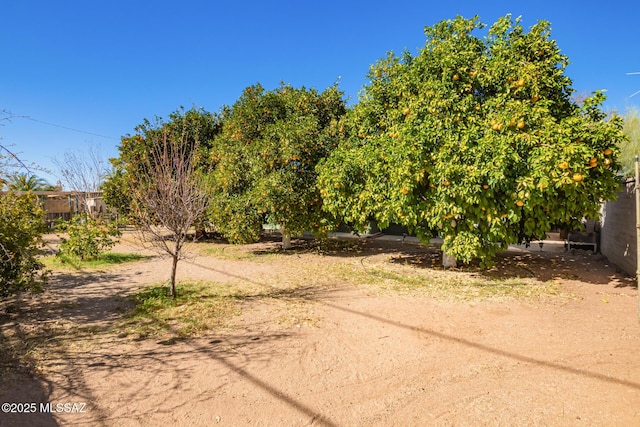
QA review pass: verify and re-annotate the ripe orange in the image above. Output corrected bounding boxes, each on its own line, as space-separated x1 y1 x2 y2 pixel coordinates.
603 148 613 156
453 74 460 81
558 161 569 170
516 200 524 207
572 173 584 182
517 121 525 129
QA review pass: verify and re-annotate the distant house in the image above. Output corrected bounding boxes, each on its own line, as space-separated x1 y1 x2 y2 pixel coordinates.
1 191 112 227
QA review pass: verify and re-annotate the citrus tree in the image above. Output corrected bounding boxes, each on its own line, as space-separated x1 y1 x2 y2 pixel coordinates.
317 15 626 266
208 83 346 247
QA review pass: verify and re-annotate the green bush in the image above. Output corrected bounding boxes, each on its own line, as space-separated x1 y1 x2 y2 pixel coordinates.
56 214 121 261
0 192 48 297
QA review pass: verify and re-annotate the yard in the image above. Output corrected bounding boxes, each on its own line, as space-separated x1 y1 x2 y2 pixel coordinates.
1 232 639 426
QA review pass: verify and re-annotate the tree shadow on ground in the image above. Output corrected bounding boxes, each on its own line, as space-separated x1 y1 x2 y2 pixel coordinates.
222 234 637 288
386 245 636 288
324 301 640 391
0 256 339 426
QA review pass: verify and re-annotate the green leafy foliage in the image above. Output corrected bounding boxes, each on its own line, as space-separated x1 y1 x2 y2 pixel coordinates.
208 83 346 244
318 15 626 265
0 192 48 297
56 214 121 261
101 157 131 218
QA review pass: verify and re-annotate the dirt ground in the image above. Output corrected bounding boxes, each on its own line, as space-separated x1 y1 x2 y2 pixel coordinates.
1 232 640 427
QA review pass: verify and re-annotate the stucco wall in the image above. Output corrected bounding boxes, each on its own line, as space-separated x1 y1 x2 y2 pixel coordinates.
600 181 637 276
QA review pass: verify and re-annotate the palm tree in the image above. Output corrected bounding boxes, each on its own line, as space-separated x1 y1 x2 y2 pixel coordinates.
6 173 53 191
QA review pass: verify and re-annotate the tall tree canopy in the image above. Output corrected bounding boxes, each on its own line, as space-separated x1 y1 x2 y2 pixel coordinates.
208 83 346 247
317 15 626 265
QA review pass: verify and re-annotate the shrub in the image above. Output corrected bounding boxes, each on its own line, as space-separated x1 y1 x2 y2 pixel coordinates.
56 214 121 261
0 192 48 297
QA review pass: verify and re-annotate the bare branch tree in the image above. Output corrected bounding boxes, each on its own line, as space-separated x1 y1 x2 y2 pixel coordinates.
130 130 210 298
53 144 106 192
53 144 107 216
1 110 34 182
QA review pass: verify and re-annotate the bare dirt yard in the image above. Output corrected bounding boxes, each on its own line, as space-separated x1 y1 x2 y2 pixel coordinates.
1 232 639 426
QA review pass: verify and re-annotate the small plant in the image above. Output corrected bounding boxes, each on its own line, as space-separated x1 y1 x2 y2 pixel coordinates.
56 214 121 261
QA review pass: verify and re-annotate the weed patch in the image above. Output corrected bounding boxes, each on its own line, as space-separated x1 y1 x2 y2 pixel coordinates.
42 252 147 271
119 282 242 338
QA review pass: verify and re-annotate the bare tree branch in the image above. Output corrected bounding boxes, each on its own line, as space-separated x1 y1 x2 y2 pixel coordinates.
1 110 34 178
130 129 210 298
52 144 107 216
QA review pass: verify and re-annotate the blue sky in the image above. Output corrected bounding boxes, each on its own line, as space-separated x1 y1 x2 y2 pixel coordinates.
2 1 639 185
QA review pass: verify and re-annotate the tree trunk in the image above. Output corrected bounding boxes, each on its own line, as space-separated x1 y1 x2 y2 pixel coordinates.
281 226 292 249
170 254 179 298
442 250 457 268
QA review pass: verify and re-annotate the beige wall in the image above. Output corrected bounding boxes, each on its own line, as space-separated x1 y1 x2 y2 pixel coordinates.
600 182 636 276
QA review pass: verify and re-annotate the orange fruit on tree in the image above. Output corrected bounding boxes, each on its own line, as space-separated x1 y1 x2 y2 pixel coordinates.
516 200 524 207
517 121 525 129
603 148 613 156
558 161 569 170
572 173 584 182
453 74 460 81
